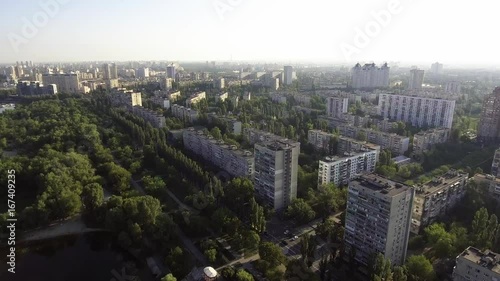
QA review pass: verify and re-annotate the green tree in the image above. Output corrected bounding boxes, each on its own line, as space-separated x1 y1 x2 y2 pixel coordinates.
392 266 407 281
142 175 166 193
259 242 286 267
372 253 392 281
405 255 435 281
250 198 266 233
204 248 217 263
210 127 222 140
161 273 177 281
235 269 254 281
81 183 104 214
286 198 316 223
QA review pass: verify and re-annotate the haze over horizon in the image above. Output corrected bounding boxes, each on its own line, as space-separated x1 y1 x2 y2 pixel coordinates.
1 0 499 67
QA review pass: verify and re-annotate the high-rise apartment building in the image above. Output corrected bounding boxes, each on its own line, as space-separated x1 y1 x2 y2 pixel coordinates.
408 69 425 90
430 62 443 74
136 67 149 78
183 128 254 178
167 65 176 79
17 81 57 95
378 93 456 129
478 87 500 143
411 170 468 234
41 73 80 94
254 139 300 210
345 174 414 266
326 97 349 118
351 63 390 89
161 77 173 91
284 66 294 85
453 247 500 281
318 148 378 186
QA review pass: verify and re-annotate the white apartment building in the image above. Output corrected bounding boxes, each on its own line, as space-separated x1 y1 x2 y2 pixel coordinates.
318 148 378 186
254 139 300 210
411 170 468 234
183 128 254 178
378 93 456 129
217 92 228 102
110 88 142 107
337 124 409 155
42 73 80 94
171 104 198 123
413 128 450 155
132 106 166 128
345 174 414 266
351 63 390 88
453 247 500 281
326 97 349 118
186 91 206 107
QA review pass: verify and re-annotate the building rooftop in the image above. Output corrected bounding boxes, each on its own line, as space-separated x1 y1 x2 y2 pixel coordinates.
352 174 412 197
460 247 500 274
258 139 300 151
415 170 467 196
184 128 252 159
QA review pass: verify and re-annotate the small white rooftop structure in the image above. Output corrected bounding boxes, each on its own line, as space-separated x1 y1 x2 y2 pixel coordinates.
203 267 217 278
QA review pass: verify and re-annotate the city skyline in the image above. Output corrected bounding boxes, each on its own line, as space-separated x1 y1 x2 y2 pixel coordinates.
1 0 499 66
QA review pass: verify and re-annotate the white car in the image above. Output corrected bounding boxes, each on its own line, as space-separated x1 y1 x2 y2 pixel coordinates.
292 236 298 241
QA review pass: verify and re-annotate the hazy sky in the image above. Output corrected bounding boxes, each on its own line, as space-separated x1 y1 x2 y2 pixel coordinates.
0 0 498 65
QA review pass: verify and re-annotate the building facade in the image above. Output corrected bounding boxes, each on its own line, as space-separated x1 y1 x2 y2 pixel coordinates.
351 63 390 88
284 66 294 85
132 106 166 128
411 170 468 234
41 73 80 94
318 148 378 186
478 87 500 143
412 128 450 155
254 139 300 210
337 124 409 155
186 91 206 107
344 174 414 266
326 97 349 119
378 93 456 129
171 104 198 123
408 69 424 90
110 88 142 107
183 128 254 178
453 247 500 281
